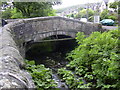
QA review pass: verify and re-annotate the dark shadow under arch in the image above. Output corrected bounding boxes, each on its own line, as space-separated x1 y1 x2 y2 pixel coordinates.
25 34 77 66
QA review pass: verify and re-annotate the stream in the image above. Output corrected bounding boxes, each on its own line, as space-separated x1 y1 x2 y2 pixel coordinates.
25 38 78 89
33 52 70 89
52 72 68 89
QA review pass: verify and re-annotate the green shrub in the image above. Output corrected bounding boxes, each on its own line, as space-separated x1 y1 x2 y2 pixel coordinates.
66 29 120 89
88 16 94 22
2 8 24 19
2 8 12 19
75 9 94 19
108 15 117 21
100 9 109 20
25 60 57 89
58 68 85 89
11 8 23 19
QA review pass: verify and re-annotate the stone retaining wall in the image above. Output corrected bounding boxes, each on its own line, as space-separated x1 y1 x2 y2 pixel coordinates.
0 25 35 89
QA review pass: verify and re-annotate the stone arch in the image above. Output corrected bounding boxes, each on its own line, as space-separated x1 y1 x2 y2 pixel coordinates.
33 30 77 42
25 30 76 52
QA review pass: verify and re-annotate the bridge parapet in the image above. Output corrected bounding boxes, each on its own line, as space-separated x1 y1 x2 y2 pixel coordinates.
8 16 103 43
0 26 35 89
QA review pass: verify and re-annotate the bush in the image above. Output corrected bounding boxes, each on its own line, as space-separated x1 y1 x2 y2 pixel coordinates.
66 29 120 89
88 16 94 22
25 60 57 89
11 8 23 19
100 9 109 20
108 15 117 21
75 9 94 19
58 68 85 89
2 8 24 19
100 9 117 22
2 8 12 19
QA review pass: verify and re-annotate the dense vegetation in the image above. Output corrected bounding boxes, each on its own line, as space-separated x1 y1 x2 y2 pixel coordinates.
25 29 120 89
2 2 61 19
63 29 120 89
109 1 119 12
100 9 117 21
25 60 57 89
75 8 94 22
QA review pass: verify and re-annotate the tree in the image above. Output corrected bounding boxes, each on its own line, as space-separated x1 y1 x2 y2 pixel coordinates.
2 8 12 19
1 1 61 19
11 8 23 19
12 2 56 18
75 9 94 21
109 1 119 12
100 9 109 20
100 9 117 21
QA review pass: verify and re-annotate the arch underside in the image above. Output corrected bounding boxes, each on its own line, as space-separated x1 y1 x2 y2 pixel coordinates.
25 30 77 52
32 30 77 42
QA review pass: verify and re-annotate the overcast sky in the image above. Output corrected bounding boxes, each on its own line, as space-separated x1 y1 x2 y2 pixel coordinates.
53 0 114 9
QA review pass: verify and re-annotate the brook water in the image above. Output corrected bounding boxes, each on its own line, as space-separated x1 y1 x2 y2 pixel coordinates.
25 35 77 88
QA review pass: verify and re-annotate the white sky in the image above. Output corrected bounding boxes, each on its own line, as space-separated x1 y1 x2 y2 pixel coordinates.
53 0 114 9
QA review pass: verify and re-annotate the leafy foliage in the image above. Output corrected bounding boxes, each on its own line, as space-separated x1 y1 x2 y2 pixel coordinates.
2 8 12 19
11 8 23 19
100 9 117 21
12 2 56 18
108 14 117 21
2 2 60 19
75 8 94 21
2 7 24 19
66 29 120 89
58 68 86 89
25 60 57 89
109 1 119 12
100 9 109 20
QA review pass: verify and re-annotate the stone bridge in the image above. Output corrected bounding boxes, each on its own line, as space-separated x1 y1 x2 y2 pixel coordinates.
0 16 104 89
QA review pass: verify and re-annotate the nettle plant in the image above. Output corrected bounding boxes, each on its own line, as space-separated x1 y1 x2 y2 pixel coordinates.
25 60 57 89
66 29 120 89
